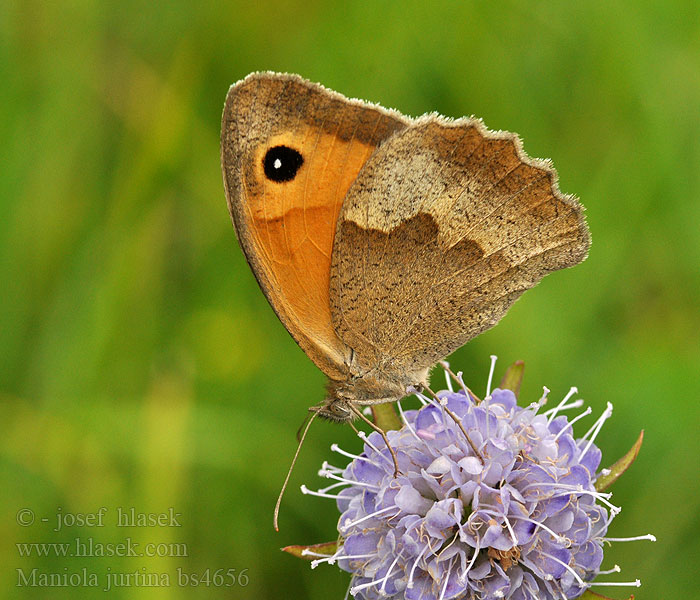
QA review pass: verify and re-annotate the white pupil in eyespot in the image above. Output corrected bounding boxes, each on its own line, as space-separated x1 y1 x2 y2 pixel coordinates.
274 158 282 169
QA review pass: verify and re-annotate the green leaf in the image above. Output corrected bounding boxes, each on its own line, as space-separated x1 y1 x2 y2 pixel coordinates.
372 402 402 431
595 430 644 492
499 360 525 398
579 589 635 600
281 540 338 560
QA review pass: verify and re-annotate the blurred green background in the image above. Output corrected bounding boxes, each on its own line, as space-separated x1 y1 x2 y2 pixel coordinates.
2 1 698 598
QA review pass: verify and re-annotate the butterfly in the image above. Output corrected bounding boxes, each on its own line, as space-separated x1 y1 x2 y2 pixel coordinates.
221 72 590 424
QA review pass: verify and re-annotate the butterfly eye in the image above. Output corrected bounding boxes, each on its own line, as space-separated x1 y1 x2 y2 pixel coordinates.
263 145 304 182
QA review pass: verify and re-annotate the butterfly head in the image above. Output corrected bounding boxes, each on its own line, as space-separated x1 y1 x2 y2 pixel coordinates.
308 381 355 422
311 399 354 423
314 377 410 423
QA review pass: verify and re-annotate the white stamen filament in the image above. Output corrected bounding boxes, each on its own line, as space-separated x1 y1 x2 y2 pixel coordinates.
543 399 584 418
478 508 519 545
311 552 375 569
551 485 620 513
597 564 621 575
603 534 656 543
463 540 481 580
443 363 454 392
484 395 492 439
552 580 568 600
438 557 455 600
357 431 394 466
338 552 375 561
407 545 428 589
331 443 382 468
434 397 451 431
440 362 471 396
597 506 621 533
527 390 552 416
579 402 613 460
456 371 469 394
520 481 621 513
414 391 430 405
547 387 579 423
350 553 402 595
302 548 335 558
553 407 592 441
318 481 353 494
300 485 343 500
520 481 610 497
320 460 344 473
539 551 585 587
318 469 379 490
340 505 398 533
309 557 332 569
516 387 551 426
397 400 422 441
507 513 568 545
575 491 619 513
589 579 641 588
486 354 498 397
380 553 402 595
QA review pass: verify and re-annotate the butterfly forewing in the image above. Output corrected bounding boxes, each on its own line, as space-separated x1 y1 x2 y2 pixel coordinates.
221 73 409 379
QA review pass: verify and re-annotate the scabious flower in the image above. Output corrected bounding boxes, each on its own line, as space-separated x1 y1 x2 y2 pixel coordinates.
302 359 652 600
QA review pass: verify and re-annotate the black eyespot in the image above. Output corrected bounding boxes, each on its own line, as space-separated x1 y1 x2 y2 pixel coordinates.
263 145 304 182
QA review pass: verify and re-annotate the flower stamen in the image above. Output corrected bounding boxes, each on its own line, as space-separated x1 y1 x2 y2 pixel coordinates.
603 534 656 543
300 485 344 500
579 402 613 459
547 387 579 423
339 505 398 533
486 354 498 397
539 550 586 587
330 443 382 468
317 469 379 490
407 545 428 589
589 579 641 588
596 564 621 575
553 406 592 441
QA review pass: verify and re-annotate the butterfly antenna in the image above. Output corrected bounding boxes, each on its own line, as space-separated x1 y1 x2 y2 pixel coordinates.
274 410 318 532
296 411 313 442
423 384 483 463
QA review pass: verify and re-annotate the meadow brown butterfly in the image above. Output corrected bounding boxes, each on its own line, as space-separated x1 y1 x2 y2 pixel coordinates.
221 72 590 424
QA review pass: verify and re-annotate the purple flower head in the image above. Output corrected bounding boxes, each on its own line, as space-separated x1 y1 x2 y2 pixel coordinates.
304 360 653 600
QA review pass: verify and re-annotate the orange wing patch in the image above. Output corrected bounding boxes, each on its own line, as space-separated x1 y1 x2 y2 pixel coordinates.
243 129 378 373
222 73 409 379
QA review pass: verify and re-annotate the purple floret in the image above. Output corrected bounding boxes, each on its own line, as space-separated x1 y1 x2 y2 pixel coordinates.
330 386 611 600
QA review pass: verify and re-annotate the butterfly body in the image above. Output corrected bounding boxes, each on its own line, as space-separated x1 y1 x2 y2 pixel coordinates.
221 72 590 423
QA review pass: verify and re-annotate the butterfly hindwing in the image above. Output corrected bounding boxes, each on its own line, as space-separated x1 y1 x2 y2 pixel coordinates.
330 117 590 376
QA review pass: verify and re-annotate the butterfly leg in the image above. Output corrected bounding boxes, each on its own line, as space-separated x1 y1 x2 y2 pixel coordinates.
348 404 401 478
420 384 483 464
